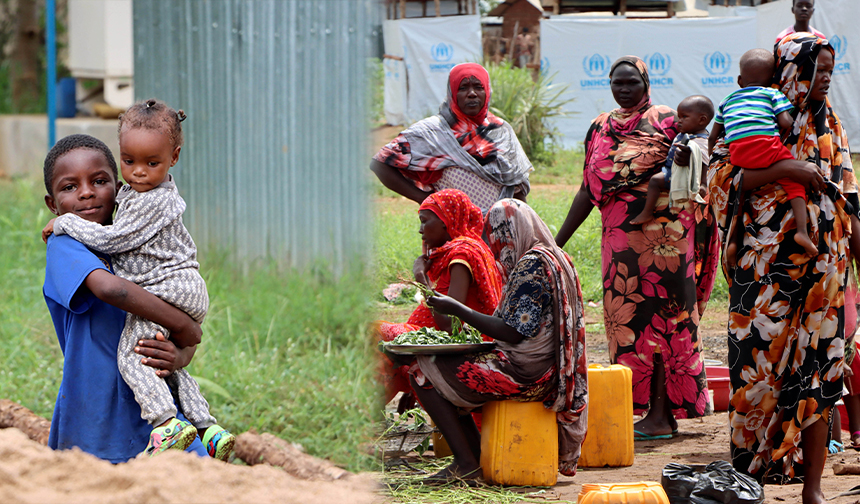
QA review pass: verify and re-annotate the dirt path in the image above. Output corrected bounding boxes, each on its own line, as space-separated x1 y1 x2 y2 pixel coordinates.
551 412 860 503
0 428 380 504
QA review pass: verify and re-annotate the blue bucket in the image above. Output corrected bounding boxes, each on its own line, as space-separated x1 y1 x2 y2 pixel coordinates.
57 77 76 118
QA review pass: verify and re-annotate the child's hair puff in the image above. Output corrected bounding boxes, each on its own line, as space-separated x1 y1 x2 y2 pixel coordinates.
44 134 118 196
118 98 187 148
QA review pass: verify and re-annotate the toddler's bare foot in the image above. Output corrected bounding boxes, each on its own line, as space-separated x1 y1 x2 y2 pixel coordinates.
795 232 818 257
725 241 738 269
629 211 653 225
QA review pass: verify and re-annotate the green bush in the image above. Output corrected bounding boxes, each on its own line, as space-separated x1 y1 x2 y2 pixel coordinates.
486 62 573 166
367 57 385 128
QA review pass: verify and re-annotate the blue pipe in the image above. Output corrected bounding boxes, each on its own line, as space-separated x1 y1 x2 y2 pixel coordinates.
47 0 57 148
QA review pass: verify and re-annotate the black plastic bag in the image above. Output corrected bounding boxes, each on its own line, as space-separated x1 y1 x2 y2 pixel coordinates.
661 461 764 504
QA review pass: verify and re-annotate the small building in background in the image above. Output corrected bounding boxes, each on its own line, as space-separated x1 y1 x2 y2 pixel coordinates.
487 0 544 69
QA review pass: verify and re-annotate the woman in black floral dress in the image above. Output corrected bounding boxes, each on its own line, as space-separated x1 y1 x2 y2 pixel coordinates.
413 199 588 482
709 33 856 504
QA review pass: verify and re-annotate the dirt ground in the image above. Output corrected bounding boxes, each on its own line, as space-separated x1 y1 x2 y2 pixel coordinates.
0 427 381 504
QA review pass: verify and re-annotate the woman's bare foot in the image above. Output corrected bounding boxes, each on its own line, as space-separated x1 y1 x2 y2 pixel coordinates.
725 240 739 269
629 211 654 225
425 462 482 484
801 486 826 504
795 231 818 257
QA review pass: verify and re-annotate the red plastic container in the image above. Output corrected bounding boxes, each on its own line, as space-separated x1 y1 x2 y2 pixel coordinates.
837 402 849 432
706 366 731 412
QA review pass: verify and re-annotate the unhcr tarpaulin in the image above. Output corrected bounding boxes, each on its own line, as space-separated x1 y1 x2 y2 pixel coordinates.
542 0 860 147
383 15 482 125
541 16 757 147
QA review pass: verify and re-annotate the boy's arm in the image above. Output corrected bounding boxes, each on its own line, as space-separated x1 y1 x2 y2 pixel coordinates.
708 123 724 156
52 189 183 255
84 268 202 348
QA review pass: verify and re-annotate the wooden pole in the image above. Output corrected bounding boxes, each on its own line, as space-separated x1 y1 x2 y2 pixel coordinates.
554 0 560 15
435 0 441 17
400 0 406 19
667 1 674 17
620 0 628 16
422 0 427 17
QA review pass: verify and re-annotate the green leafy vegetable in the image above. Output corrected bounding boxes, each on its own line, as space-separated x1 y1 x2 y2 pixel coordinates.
384 318 484 346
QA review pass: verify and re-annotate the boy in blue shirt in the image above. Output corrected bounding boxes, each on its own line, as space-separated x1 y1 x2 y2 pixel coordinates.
42 134 208 462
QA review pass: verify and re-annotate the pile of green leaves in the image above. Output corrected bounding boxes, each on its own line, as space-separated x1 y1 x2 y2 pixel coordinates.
386 318 483 346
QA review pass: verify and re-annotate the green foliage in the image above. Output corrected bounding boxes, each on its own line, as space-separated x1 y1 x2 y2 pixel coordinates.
367 57 386 128
0 1 69 114
0 177 380 471
486 62 573 166
530 147 585 186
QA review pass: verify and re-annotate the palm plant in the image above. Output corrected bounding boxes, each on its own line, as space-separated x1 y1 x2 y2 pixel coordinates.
486 61 573 165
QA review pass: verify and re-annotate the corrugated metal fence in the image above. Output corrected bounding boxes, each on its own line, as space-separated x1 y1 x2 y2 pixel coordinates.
133 0 378 270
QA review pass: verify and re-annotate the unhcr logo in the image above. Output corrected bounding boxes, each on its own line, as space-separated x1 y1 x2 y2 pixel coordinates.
702 51 734 88
431 43 453 62
540 56 550 77
829 35 851 75
831 35 847 60
429 43 456 73
645 53 673 89
580 54 611 90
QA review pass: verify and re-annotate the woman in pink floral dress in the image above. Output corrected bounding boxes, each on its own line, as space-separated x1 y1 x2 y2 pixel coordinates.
409 199 588 482
555 56 719 439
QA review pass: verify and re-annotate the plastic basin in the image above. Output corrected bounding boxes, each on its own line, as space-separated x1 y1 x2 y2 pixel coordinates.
705 366 730 412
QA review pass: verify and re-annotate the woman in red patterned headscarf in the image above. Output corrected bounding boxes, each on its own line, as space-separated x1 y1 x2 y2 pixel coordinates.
370 63 532 213
374 189 503 405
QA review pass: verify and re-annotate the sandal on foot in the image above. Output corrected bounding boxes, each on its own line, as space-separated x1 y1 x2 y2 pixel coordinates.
145 418 198 456
633 429 673 441
202 424 236 461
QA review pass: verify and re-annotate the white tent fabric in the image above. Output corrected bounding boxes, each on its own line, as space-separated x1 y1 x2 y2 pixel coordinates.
383 16 483 126
542 0 860 148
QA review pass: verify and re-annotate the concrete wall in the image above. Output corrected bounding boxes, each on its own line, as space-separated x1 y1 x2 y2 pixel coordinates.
0 116 119 178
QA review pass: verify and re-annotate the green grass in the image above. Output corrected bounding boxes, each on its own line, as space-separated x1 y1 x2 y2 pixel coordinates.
382 457 573 503
0 176 380 471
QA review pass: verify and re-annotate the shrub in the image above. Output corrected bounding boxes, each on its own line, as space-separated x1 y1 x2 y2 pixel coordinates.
486 61 573 166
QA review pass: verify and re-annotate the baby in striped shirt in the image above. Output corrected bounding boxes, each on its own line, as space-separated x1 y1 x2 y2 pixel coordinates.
710 48 816 267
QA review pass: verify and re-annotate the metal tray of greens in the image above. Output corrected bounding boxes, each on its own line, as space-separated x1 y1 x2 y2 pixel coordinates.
381 322 494 356
385 342 496 356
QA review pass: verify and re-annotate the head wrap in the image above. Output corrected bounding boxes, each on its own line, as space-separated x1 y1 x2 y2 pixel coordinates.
447 63 491 126
419 189 484 243
775 32 850 186
609 56 652 120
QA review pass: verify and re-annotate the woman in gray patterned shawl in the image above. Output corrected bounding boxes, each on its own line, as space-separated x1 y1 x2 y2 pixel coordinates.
370 63 532 213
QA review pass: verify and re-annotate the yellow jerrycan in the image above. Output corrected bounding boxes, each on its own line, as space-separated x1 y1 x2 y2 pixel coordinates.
579 364 634 468
578 482 669 504
480 400 558 486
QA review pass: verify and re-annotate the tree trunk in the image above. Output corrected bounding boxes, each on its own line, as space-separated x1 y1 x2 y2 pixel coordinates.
10 0 42 111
